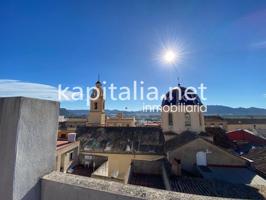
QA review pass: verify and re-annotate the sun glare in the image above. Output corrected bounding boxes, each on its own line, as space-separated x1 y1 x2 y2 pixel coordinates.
154 36 186 67
163 49 178 64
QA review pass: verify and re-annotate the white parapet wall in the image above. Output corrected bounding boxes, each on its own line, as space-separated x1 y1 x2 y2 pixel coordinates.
41 172 228 200
0 97 59 200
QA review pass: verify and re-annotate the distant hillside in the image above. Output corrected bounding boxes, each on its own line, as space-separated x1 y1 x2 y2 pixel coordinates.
206 105 266 116
59 108 73 116
60 105 266 119
59 108 160 120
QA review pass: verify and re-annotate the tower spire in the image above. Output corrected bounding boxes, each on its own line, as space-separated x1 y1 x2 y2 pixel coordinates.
98 73 100 82
177 76 181 87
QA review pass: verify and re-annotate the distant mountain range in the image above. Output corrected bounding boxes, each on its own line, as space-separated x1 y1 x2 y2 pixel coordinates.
206 105 266 116
60 105 266 119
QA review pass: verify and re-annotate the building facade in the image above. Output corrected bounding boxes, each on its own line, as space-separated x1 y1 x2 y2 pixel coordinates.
106 113 136 127
87 80 136 127
161 85 205 134
166 136 247 175
204 115 227 129
204 116 266 136
87 81 106 126
56 139 80 173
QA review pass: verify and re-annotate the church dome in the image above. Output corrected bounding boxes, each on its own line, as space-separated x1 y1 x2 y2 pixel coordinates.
162 85 202 106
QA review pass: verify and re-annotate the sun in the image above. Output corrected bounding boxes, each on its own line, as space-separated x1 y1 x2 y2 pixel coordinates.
163 49 178 64
154 37 186 67
159 47 182 66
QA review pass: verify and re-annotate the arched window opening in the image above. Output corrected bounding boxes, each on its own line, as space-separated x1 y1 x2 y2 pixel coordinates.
168 112 173 126
185 113 191 127
199 113 202 126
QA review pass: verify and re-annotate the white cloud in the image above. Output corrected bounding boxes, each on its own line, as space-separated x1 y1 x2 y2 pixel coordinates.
251 41 266 49
0 79 72 101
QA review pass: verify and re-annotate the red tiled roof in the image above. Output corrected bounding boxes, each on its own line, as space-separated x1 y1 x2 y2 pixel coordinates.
226 129 266 145
56 140 71 150
143 122 160 127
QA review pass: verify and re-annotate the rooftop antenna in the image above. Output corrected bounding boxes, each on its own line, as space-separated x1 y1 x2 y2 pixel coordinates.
97 73 100 82
177 76 181 87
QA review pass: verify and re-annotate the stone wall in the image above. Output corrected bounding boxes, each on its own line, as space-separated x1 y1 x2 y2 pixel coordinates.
0 97 59 200
41 172 226 200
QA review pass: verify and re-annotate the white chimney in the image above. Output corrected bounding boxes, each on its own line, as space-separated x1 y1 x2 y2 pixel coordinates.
68 132 76 142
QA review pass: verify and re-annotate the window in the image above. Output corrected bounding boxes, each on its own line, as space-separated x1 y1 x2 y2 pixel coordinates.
175 158 181 164
185 113 191 126
168 112 173 126
199 113 202 126
94 102 98 110
69 152 74 161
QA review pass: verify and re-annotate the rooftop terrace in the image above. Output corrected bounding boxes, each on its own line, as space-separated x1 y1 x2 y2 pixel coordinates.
42 172 230 200
1 97 265 200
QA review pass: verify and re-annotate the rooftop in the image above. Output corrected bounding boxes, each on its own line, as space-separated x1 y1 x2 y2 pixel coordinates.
65 118 87 122
204 115 224 121
129 173 165 190
227 129 266 141
164 131 199 152
197 166 266 185
245 148 266 178
56 140 79 150
170 176 265 199
76 127 164 154
226 118 266 125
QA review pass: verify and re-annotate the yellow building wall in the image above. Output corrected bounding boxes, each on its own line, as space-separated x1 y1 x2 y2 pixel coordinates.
106 118 136 127
87 112 106 126
87 82 106 126
82 152 164 180
56 142 80 173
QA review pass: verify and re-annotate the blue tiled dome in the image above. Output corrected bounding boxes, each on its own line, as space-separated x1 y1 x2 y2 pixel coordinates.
162 85 202 106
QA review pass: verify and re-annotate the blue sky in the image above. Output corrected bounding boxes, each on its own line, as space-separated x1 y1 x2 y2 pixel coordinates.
0 0 266 110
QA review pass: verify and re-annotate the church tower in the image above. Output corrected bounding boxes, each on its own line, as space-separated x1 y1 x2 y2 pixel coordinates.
161 84 205 134
87 80 106 126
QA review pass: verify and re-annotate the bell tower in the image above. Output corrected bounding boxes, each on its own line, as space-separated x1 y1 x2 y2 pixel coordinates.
87 80 106 126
